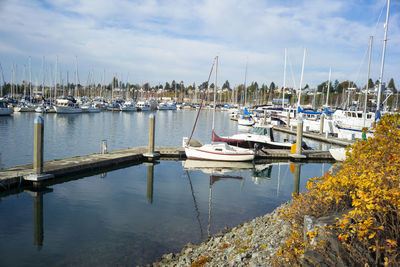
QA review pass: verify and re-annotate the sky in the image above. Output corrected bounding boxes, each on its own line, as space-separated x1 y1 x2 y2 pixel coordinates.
0 0 399 89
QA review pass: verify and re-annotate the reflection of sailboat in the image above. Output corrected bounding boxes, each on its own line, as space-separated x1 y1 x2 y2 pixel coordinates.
183 159 253 174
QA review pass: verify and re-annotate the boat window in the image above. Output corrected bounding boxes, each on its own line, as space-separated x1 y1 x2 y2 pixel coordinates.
367 114 372 119
215 148 222 151
352 113 356 118
357 113 362 118
346 112 351 117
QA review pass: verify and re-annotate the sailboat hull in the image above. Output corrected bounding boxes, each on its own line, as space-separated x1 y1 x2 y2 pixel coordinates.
184 143 255 161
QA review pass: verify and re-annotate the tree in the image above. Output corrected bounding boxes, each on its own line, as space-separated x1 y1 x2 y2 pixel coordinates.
269 82 276 92
222 80 230 89
368 78 374 90
388 78 396 92
164 82 170 91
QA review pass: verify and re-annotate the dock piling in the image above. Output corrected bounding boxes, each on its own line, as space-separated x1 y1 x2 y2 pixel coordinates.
320 114 325 134
33 116 44 175
296 119 303 155
24 116 54 185
143 114 160 160
101 140 108 154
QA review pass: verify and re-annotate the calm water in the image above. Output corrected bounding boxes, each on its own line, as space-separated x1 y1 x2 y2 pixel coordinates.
0 110 333 266
0 110 332 169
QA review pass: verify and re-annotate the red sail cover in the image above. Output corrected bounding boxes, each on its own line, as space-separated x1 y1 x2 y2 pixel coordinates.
212 130 246 144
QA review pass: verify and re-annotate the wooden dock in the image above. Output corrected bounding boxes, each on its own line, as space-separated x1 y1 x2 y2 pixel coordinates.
273 126 353 147
0 146 333 191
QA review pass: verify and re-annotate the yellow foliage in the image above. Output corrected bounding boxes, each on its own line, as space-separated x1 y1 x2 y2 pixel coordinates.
271 113 400 266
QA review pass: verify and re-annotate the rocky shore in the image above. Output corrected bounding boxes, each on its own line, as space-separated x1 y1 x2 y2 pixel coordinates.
148 201 292 267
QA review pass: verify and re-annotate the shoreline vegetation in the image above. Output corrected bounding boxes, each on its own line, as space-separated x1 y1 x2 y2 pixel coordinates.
149 113 399 267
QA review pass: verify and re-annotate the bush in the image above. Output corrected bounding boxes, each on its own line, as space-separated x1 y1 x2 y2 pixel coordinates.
271 113 400 266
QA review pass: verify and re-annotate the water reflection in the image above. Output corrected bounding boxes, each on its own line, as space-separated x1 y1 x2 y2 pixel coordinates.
24 187 53 249
146 162 155 204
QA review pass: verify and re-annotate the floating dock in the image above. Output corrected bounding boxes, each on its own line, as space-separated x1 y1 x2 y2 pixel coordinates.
0 145 334 191
273 126 353 147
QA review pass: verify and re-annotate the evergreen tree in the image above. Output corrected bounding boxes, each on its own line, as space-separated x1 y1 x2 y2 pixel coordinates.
388 78 396 92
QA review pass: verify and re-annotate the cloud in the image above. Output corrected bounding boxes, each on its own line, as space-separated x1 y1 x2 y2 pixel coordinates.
0 0 398 89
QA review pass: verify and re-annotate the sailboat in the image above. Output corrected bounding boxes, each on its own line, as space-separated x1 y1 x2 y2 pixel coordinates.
183 56 255 161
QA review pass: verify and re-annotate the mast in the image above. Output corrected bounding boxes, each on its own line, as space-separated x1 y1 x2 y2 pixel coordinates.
212 56 218 136
376 0 390 114
243 59 248 109
297 48 306 107
74 56 78 98
29 56 32 101
55 56 58 99
42 56 45 99
325 67 332 107
282 48 287 108
364 36 373 127
23 64 26 97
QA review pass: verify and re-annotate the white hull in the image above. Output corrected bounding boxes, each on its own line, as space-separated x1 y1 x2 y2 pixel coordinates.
54 106 82 114
329 147 346 161
121 106 137 112
184 143 254 161
0 108 13 116
238 117 255 126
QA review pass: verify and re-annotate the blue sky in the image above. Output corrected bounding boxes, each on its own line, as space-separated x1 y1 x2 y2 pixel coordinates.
0 0 399 89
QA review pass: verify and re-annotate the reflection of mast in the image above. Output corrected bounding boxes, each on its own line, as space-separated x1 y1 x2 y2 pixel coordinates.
208 174 243 237
24 187 53 249
277 163 281 196
186 171 203 239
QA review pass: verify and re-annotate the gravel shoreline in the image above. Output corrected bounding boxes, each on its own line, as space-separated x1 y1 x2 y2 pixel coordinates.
148 201 292 267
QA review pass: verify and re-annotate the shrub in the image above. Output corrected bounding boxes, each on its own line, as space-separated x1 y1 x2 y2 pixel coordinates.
271 113 400 266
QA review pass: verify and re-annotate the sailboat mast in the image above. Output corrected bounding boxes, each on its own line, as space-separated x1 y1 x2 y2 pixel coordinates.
297 48 306 107
282 48 287 108
376 0 390 113
212 56 218 134
243 59 248 108
364 36 373 127
325 67 331 107
74 56 78 98
29 56 32 101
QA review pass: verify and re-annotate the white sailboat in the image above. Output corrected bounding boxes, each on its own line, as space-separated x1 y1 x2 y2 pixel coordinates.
184 56 255 162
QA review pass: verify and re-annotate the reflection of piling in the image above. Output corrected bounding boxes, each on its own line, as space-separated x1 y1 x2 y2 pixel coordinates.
146 163 154 204
33 116 44 175
24 187 53 248
320 114 325 134
293 164 301 195
287 112 290 128
33 193 44 247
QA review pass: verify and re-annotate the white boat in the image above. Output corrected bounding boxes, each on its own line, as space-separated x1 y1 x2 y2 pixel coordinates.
0 98 13 116
14 103 35 112
184 141 255 161
136 101 151 111
157 102 168 110
54 97 82 114
183 56 255 162
329 147 347 161
212 124 295 150
35 104 53 113
121 101 137 112
81 102 100 113
238 115 255 126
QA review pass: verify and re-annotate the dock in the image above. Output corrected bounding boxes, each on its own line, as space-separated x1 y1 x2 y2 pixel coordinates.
0 145 334 191
273 126 354 147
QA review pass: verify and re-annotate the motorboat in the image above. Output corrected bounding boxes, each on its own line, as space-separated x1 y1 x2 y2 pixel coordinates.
121 101 137 112
54 97 82 114
81 102 100 113
212 124 295 150
136 101 151 111
329 147 347 161
0 98 13 116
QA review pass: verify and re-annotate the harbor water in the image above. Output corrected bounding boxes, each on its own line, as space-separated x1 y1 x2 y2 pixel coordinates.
0 110 333 266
